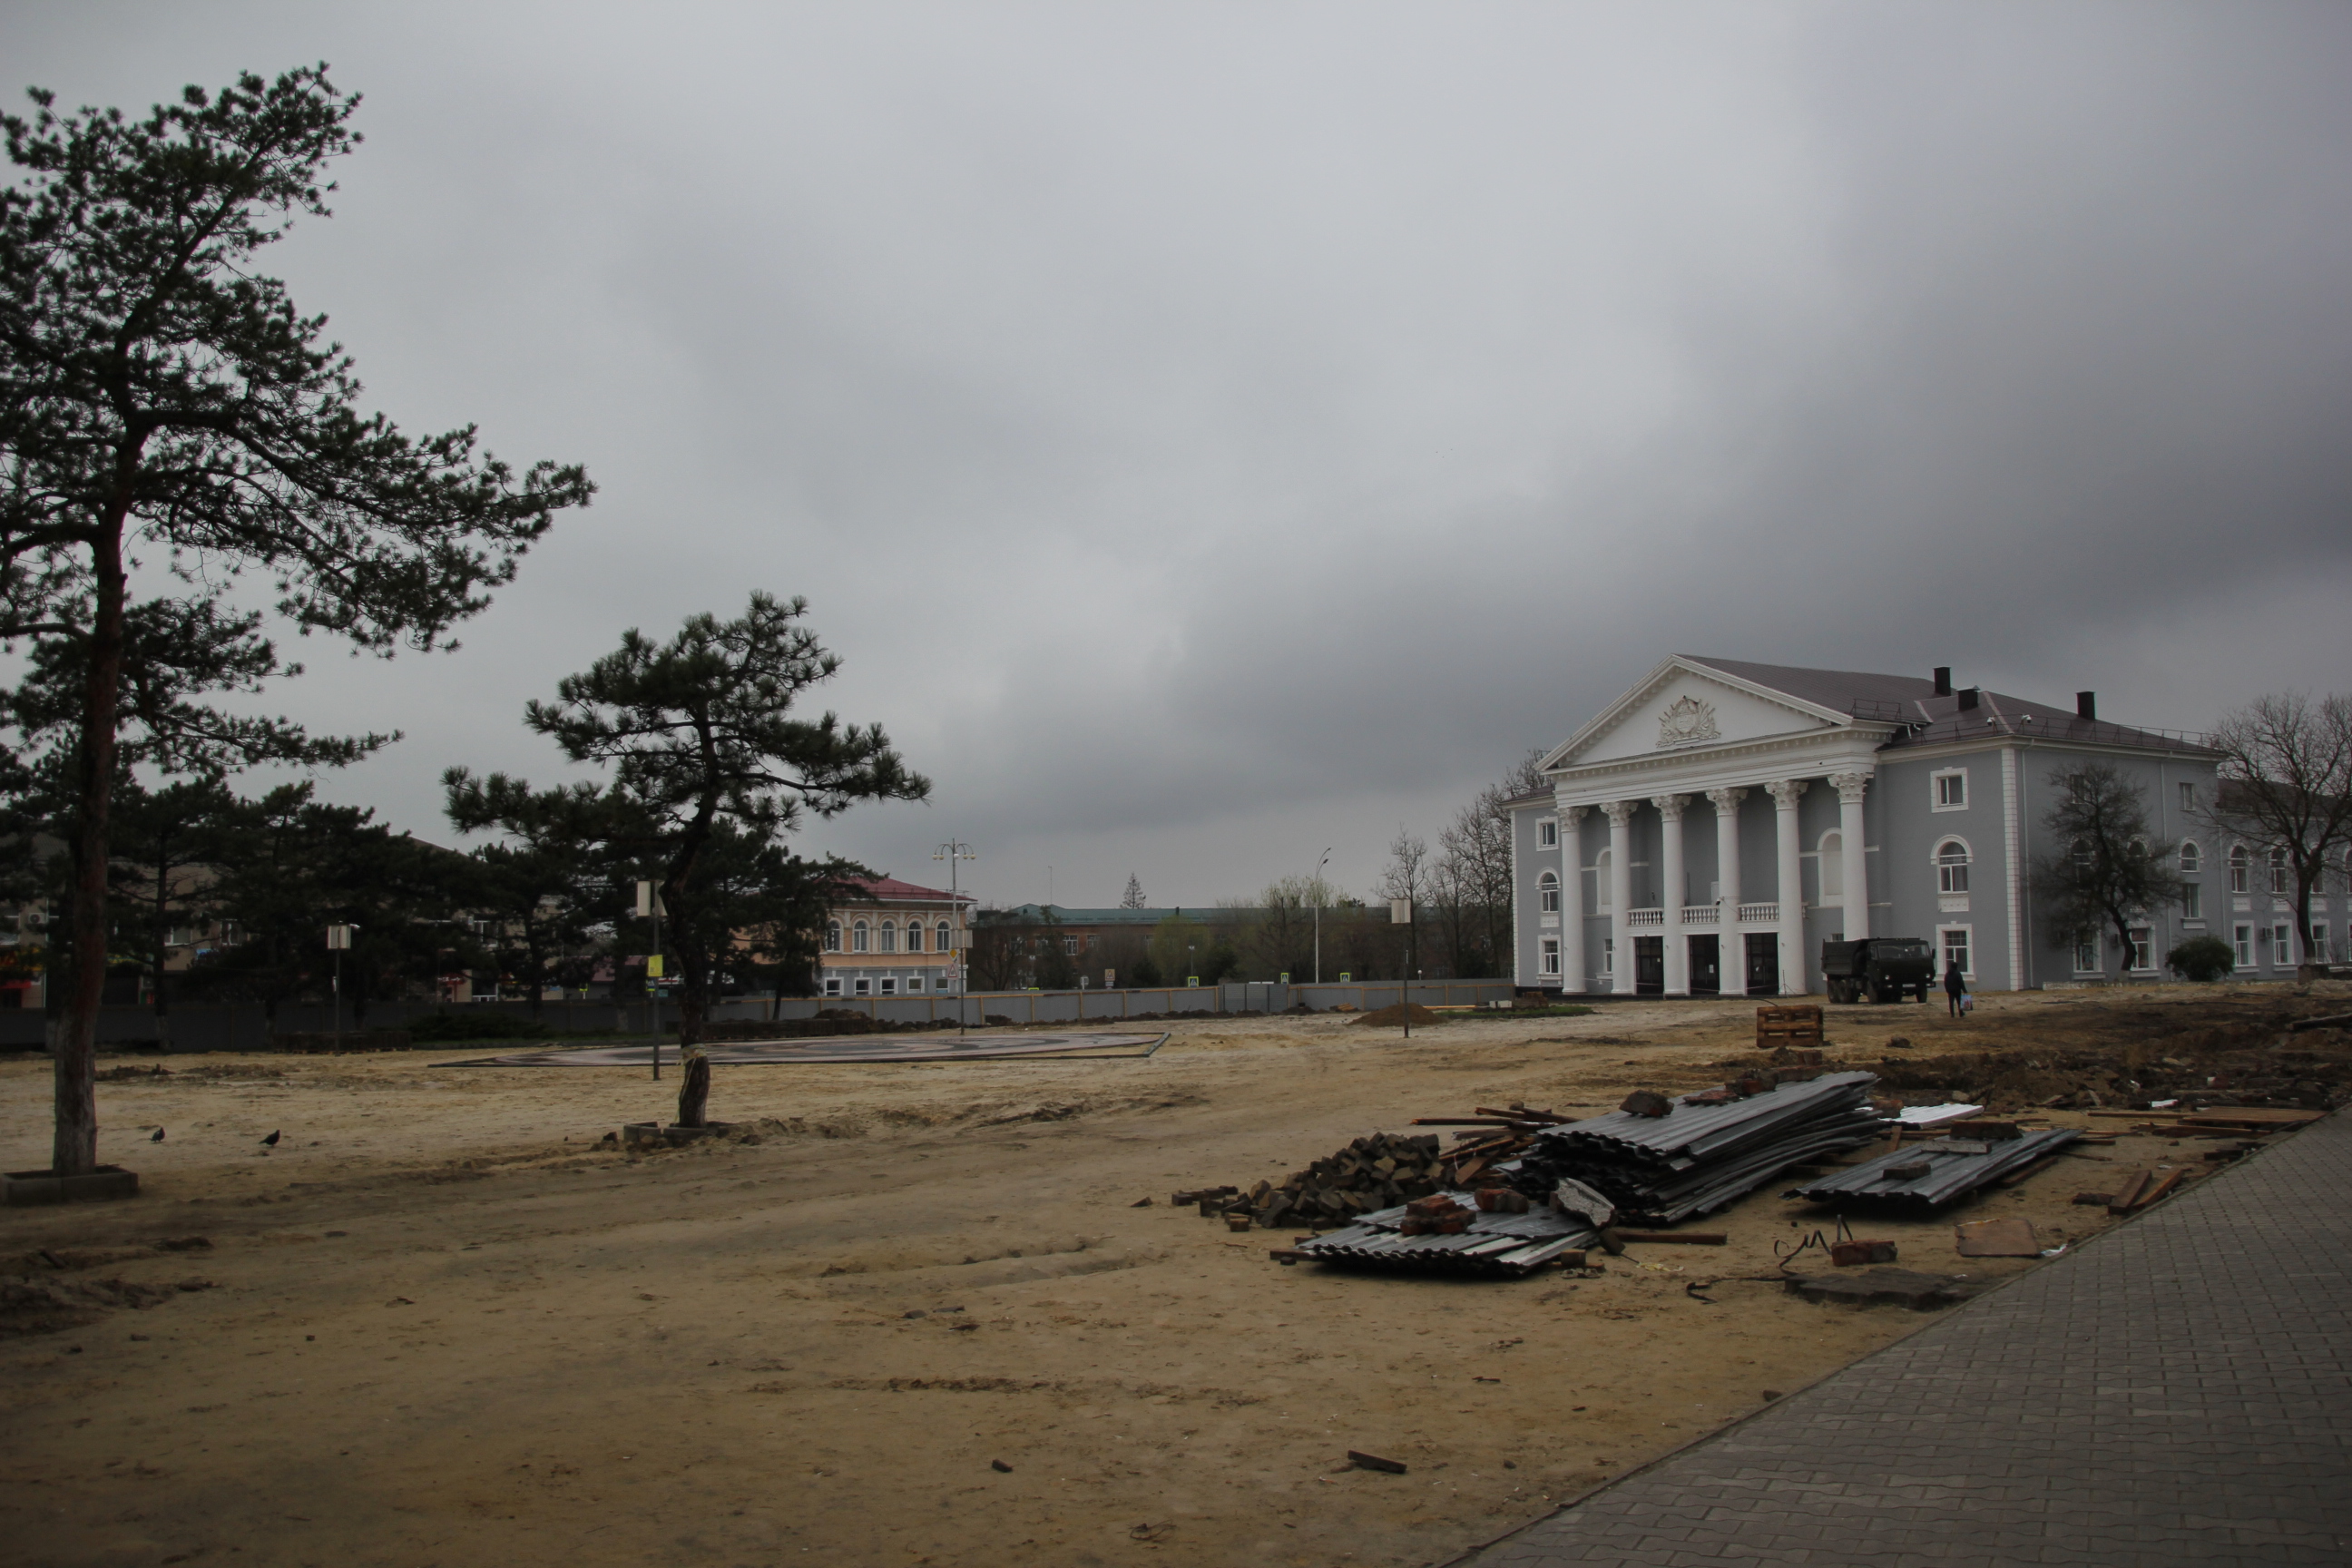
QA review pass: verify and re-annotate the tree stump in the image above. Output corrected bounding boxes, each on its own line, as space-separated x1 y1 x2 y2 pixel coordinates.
676 1051 711 1128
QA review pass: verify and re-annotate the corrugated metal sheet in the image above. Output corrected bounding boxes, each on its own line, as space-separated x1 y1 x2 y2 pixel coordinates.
1795 1127 2082 1209
1289 1192 1597 1277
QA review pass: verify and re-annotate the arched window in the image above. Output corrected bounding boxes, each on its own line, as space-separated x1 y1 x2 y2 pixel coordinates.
2269 848 2290 894
1538 870 1560 914
852 920 869 953
879 920 897 953
2179 841 2200 875
2229 845 2249 893
1818 831 1844 902
905 920 923 953
1935 838 1970 895
936 920 953 951
825 921 841 953
1593 849 1612 911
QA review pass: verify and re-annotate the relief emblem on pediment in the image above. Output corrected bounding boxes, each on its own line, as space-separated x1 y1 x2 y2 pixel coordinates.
1656 694 1720 750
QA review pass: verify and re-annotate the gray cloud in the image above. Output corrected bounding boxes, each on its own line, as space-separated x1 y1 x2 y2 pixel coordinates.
6 2 2347 906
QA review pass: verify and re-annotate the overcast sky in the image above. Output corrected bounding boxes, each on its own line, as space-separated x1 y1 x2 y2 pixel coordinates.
6 3 2348 907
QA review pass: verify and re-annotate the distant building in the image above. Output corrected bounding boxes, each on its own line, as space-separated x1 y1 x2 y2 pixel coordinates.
1508 656 2278 995
818 876 976 998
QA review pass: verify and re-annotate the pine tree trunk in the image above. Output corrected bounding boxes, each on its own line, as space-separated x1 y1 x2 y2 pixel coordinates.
55 513 129 1178
675 1050 710 1128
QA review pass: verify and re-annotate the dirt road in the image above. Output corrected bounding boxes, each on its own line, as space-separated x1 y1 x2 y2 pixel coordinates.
0 987 2308 1567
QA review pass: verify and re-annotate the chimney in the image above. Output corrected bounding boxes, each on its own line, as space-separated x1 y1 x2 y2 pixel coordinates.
2076 691 2097 721
1957 687 1980 711
1933 667 1953 697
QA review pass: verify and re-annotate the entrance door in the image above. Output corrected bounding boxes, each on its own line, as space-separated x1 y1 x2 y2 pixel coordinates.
1634 936 1664 995
1687 934 1720 995
1745 933 1779 996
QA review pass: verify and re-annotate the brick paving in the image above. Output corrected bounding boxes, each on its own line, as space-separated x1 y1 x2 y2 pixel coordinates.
1459 1111 2352 1566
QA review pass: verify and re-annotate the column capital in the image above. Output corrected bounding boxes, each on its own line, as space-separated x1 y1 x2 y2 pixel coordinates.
1704 786 1749 815
1828 770 1873 806
1562 804 1591 825
1650 792 1690 822
1766 779 1810 809
1602 799 1636 828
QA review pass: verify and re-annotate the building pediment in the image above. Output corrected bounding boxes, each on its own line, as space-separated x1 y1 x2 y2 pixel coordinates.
1543 659 1854 773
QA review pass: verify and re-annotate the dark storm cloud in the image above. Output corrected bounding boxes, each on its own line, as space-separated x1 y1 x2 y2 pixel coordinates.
5 3 2347 905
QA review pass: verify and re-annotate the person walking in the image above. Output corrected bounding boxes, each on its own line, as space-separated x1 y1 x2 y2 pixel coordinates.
1944 959 1967 1018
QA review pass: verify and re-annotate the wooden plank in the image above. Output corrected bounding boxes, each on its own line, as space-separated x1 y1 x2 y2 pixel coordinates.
2105 1169 2153 1212
1613 1230 1726 1246
2114 1167 2186 1213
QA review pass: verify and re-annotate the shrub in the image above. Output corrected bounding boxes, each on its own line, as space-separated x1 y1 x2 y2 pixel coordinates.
405 1009 545 1041
2166 935 2235 984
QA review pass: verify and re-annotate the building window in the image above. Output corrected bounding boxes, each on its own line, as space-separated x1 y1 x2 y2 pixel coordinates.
1939 926 1971 978
906 921 924 953
936 920 953 950
2181 882 2202 920
1935 838 1970 894
2179 840 2200 875
2269 848 2290 895
823 976 842 997
1932 769 1967 810
2273 924 2294 965
2229 846 2249 894
879 976 898 995
825 921 842 953
1538 871 1560 914
1818 832 1844 903
886 921 904 954
1538 818 1557 848
1062 935 1078 956
1600 938 1614 977
1540 937 1561 975
2179 781 2196 812
1592 850 1612 911
2073 936 2100 974
2128 926 2153 971
849 920 867 953
908 975 926 993
853 976 871 995
2311 922 2331 963
2232 925 2253 966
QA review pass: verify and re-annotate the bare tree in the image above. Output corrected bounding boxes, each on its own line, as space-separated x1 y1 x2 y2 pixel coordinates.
2204 692 2352 965
1377 828 1428 981
2036 762 2184 980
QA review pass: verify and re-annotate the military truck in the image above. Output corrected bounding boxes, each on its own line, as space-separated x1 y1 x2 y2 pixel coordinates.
1820 936 1935 1004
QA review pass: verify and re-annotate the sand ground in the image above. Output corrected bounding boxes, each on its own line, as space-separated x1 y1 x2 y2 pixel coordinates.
0 986 2293 1568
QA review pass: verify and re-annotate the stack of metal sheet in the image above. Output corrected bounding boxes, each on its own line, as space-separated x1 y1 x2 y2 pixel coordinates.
1794 1126 2081 1210
1289 1194 1596 1278
1507 1071 1887 1225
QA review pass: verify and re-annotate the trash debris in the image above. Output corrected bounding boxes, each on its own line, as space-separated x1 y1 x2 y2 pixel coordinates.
1896 1102 1985 1127
1795 1125 2082 1210
1755 1004 1824 1049
1347 1449 1408 1475
1510 1072 1887 1225
1953 1217 2041 1257
1829 1239 1898 1265
1786 1267 1980 1310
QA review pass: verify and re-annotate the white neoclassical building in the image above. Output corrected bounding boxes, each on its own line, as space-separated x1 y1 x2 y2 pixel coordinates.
1511 656 2232 996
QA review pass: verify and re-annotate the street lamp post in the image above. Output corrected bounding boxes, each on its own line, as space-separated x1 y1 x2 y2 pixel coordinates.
934 839 977 1034
1312 847 1331 986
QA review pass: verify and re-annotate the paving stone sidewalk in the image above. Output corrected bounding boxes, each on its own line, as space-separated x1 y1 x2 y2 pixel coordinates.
1459 1111 2352 1567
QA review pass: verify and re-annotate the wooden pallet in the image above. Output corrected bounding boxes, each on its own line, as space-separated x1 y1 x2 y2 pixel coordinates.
1756 1004 1824 1049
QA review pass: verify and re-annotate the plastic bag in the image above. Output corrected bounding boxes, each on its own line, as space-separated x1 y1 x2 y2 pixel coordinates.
1960 992 1974 1013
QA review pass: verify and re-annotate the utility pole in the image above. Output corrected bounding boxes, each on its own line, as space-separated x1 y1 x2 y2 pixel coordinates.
934 839 977 1034
1389 897 1413 1038
327 924 354 1042
636 880 663 1079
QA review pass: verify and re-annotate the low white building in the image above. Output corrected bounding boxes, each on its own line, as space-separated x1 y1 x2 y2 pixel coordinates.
1509 656 2269 995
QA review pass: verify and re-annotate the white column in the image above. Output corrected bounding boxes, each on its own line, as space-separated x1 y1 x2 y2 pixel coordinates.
1831 770 1873 941
1654 794 1690 995
1769 779 1809 995
1706 788 1747 911
1708 787 1747 996
1604 800 1635 995
1559 805 1589 995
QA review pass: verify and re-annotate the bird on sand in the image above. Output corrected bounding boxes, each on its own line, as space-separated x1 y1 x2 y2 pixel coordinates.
150 1127 164 1142
260 1130 281 1148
